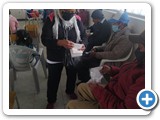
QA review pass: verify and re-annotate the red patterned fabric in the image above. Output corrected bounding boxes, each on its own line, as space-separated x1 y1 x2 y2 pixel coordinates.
91 60 145 109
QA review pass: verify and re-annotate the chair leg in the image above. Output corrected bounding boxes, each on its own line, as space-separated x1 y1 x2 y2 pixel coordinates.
40 51 47 78
9 91 20 109
15 96 20 109
10 69 15 91
13 69 17 81
32 68 40 94
9 91 16 109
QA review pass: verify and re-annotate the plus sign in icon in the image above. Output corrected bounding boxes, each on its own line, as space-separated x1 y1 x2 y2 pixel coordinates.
137 89 158 110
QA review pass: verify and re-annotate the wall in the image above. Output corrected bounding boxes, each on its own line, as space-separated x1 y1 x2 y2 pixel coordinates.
10 9 42 20
11 9 145 34
87 9 145 34
10 9 26 19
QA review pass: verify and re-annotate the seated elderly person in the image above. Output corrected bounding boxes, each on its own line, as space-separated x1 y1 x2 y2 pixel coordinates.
67 31 145 109
77 11 132 83
84 9 112 52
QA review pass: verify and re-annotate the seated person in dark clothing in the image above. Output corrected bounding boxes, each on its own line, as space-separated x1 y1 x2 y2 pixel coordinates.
84 9 112 52
76 11 131 84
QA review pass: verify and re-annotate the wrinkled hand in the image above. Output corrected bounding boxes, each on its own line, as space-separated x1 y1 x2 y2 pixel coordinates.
100 65 111 74
57 40 74 49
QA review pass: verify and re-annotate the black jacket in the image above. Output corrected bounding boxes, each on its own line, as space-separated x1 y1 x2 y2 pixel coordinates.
85 19 112 52
41 14 87 62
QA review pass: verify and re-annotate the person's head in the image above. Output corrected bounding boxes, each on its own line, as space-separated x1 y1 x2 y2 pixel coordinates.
129 31 145 64
9 10 11 15
59 9 76 21
91 9 104 24
108 11 129 32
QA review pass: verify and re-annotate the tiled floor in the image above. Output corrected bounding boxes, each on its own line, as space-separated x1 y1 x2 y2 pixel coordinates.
10 20 77 109
12 66 73 109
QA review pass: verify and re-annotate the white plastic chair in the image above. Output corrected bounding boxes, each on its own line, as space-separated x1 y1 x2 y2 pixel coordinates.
100 46 133 66
9 45 47 94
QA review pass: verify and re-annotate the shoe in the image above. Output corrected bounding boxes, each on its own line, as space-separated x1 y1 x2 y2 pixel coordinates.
66 93 77 100
46 103 54 109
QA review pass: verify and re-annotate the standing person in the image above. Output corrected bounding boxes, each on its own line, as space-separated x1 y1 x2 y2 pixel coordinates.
84 9 111 52
9 10 19 34
41 9 87 109
67 31 145 109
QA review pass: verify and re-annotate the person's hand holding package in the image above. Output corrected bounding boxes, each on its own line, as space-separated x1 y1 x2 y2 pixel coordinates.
57 39 74 49
78 44 86 51
100 65 111 74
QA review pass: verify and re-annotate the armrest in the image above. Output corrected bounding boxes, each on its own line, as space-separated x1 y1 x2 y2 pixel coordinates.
93 46 101 49
38 47 43 56
100 46 133 66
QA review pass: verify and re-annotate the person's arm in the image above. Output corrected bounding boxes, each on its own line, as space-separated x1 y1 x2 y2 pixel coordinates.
41 17 74 49
123 75 145 108
100 64 120 77
15 17 19 29
77 19 88 47
76 18 88 52
41 17 58 49
95 36 132 59
89 21 112 46
91 75 145 109
93 43 106 52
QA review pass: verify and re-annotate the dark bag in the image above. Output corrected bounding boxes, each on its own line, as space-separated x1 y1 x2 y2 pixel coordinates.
64 49 81 67
16 29 33 49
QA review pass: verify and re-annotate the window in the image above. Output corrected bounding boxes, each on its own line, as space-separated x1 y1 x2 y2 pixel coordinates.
114 9 145 16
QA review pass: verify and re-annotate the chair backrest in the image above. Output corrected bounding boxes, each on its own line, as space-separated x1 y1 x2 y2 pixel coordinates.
9 45 37 71
24 24 40 50
24 24 39 38
126 42 138 62
100 42 138 67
